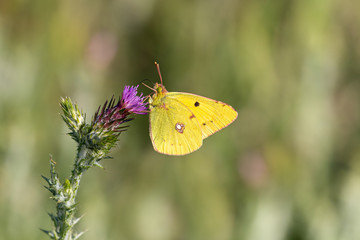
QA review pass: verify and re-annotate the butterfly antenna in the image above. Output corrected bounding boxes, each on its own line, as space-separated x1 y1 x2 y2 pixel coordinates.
138 78 154 86
142 82 156 91
155 61 163 85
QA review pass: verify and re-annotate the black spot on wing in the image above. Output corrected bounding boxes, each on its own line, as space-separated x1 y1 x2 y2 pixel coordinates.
194 101 200 107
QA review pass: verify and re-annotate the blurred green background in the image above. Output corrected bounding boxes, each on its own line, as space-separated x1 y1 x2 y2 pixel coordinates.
1 0 360 239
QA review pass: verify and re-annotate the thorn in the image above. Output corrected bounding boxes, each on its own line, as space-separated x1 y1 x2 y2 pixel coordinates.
40 229 55 238
73 233 84 240
93 161 104 169
41 175 51 184
43 185 55 194
73 229 87 240
71 215 84 226
48 213 58 225
49 154 56 164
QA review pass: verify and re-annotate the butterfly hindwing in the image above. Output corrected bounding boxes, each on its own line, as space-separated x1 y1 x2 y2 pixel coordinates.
149 97 203 155
167 92 238 138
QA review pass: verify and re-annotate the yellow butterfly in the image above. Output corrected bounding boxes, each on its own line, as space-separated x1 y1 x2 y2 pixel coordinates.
148 62 238 156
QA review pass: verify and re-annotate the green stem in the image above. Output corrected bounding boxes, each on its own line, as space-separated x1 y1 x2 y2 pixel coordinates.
56 145 88 240
71 144 88 197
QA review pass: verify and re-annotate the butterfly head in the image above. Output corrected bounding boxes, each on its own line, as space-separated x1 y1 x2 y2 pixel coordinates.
154 83 167 95
149 82 168 104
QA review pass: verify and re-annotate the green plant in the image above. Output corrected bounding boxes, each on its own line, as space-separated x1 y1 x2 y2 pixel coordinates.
41 86 147 240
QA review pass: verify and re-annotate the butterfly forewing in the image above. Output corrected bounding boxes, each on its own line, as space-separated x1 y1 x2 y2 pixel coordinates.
167 92 238 139
149 98 203 155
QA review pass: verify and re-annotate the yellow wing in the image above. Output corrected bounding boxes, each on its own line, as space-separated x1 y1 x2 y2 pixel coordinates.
149 98 203 155
167 92 238 138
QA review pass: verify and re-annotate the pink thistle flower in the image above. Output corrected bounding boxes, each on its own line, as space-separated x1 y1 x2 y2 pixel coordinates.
92 85 147 132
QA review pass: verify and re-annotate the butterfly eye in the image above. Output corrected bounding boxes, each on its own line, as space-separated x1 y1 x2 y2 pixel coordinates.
194 101 200 107
175 122 185 133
